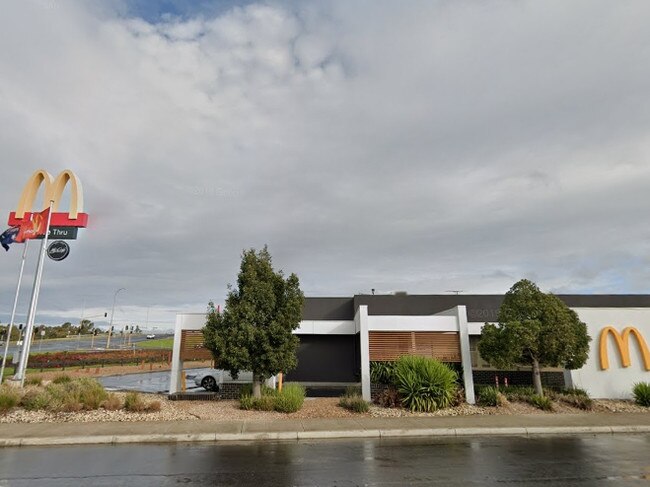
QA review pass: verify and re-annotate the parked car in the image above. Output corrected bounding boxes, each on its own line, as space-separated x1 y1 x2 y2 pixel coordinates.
146 334 156 339
191 368 222 392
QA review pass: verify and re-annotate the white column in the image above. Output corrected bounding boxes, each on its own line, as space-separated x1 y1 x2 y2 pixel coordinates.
357 305 371 401
456 305 475 404
169 315 184 394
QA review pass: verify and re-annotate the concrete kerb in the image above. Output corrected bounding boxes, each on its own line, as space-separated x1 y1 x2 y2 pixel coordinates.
454 427 528 437
525 426 614 436
379 428 456 438
297 429 380 440
3 425 650 447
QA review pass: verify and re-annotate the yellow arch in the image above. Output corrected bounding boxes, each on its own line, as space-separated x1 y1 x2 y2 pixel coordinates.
599 326 650 371
14 169 84 219
15 170 53 219
50 170 84 219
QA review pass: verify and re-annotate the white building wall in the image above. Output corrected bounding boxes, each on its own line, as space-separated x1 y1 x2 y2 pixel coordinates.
367 315 458 332
294 320 355 335
569 308 650 399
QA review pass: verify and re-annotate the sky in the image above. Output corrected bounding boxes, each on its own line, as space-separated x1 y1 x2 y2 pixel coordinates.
1 0 650 331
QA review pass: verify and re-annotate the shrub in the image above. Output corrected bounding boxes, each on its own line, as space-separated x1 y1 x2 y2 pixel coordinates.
146 400 162 412
451 387 466 407
374 386 400 408
27 349 172 369
20 389 49 411
101 393 123 411
0 385 21 413
477 386 505 407
551 388 592 410
632 382 650 407
25 376 43 386
253 394 276 411
124 392 147 412
393 356 458 412
76 378 108 410
45 382 82 412
339 394 369 413
239 384 306 413
273 384 305 413
44 378 108 411
344 385 362 397
52 374 72 384
502 386 536 402
239 394 254 410
370 361 396 384
239 384 253 398
528 394 553 411
558 393 593 410
562 387 589 397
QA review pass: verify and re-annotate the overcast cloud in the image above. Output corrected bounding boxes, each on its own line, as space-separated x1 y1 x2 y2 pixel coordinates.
1 0 650 330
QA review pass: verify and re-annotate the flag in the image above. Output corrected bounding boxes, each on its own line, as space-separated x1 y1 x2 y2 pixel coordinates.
0 226 20 251
16 207 50 243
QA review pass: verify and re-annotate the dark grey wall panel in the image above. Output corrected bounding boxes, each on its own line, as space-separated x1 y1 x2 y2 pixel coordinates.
302 297 354 320
286 335 358 382
353 294 650 321
354 295 504 320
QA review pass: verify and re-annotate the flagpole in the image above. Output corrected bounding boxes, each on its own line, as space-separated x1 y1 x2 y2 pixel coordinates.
14 200 54 387
0 239 29 384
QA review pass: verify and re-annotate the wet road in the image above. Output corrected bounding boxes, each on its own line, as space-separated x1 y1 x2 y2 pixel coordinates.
99 368 248 394
98 370 176 393
2 334 171 355
1 435 649 486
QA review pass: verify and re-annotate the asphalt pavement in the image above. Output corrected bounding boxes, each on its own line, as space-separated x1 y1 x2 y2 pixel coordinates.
1 334 172 355
99 370 173 393
1 435 649 486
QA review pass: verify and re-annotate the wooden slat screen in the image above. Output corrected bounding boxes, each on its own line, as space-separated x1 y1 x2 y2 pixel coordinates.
369 331 461 362
179 330 213 361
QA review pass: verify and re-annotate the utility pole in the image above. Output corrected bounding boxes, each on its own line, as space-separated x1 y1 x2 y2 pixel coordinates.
106 288 125 350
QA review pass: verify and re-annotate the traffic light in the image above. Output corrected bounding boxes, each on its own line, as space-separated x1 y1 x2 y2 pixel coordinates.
93 329 98 336
104 312 108 317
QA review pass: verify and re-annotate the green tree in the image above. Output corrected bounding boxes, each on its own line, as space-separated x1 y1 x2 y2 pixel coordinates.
0 324 21 341
78 320 94 334
478 279 591 396
203 247 304 398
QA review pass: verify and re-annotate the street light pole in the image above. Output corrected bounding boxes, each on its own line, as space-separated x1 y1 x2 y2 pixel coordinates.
106 288 125 350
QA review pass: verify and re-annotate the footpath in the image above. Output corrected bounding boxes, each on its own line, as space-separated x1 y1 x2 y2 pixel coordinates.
1 413 649 447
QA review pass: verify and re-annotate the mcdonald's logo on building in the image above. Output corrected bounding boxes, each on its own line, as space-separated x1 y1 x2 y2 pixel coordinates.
7 169 88 229
599 326 650 371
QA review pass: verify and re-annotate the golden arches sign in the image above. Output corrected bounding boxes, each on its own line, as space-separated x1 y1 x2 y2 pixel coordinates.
599 326 650 371
15 169 84 219
8 169 87 229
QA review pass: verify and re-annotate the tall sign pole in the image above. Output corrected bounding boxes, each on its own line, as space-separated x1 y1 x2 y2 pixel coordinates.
6 169 89 385
0 239 29 383
14 200 54 386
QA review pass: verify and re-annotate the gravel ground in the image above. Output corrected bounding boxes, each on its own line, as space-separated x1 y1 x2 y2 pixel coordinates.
1 394 647 424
